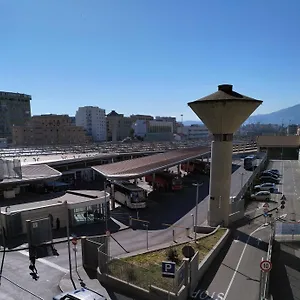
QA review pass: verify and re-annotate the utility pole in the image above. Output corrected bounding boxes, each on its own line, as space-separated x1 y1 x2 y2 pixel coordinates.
64 201 76 289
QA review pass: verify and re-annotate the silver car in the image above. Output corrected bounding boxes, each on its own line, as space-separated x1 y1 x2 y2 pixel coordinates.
251 191 271 201
254 183 276 193
53 288 106 300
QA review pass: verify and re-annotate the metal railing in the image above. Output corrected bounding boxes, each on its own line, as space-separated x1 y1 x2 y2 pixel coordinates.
259 224 274 300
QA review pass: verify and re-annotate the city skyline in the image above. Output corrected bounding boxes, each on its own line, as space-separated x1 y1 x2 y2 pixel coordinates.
1 1 300 120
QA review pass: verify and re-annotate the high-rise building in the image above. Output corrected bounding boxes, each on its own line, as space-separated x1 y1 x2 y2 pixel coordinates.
12 114 91 146
0 91 31 141
75 106 107 142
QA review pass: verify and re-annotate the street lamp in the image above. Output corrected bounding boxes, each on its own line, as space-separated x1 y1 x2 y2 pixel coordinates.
192 182 203 242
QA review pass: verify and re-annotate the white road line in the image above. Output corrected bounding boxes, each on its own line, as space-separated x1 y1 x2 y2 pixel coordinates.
18 250 68 273
223 224 266 300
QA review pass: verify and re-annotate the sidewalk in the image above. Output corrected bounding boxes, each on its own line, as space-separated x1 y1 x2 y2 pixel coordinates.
59 266 112 299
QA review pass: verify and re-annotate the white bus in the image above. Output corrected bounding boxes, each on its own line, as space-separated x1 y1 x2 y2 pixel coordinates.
106 180 147 209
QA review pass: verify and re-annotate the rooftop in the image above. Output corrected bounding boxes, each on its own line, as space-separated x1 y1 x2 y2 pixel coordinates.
92 146 211 180
257 135 300 147
0 190 108 213
0 164 61 186
190 84 262 103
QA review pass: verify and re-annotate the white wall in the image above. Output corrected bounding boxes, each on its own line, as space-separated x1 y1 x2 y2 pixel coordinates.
177 124 209 139
75 106 107 142
132 120 147 138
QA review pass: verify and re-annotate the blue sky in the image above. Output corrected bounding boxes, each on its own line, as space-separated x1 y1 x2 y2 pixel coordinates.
1 0 300 121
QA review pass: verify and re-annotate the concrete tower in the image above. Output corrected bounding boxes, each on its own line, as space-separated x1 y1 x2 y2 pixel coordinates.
188 84 262 227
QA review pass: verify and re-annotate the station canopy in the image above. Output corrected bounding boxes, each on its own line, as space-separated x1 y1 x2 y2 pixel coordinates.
92 146 211 180
0 164 62 187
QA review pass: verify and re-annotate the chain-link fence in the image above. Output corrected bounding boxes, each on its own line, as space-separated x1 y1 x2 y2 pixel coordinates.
99 249 176 292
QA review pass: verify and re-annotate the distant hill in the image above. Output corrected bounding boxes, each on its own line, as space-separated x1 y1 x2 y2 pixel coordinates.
247 104 300 125
183 120 203 126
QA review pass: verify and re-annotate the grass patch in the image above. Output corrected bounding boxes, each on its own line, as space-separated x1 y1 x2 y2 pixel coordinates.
107 229 226 291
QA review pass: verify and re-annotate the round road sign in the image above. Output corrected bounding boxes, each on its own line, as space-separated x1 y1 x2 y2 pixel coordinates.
260 260 272 272
71 238 77 246
263 208 269 213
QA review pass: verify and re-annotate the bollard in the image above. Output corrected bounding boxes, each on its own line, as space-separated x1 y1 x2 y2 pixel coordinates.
172 229 176 242
129 216 132 227
186 227 190 237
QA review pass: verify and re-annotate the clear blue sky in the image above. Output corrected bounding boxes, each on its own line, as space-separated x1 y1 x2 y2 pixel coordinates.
1 0 300 121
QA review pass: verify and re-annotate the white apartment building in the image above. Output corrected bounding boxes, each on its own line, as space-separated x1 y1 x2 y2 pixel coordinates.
75 106 107 142
177 124 210 140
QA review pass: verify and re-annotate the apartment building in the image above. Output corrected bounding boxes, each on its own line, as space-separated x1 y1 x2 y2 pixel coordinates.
106 110 133 142
75 106 107 142
12 114 91 146
130 114 154 122
177 124 210 140
155 116 177 133
0 91 31 142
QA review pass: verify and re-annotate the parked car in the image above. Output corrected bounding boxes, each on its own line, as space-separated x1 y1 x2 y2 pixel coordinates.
251 191 271 201
53 288 106 300
259 175 280 184
261 171 279 178
267 169 281 176
254 183 277 193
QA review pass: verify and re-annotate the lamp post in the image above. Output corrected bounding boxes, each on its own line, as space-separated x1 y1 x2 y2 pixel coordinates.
192 182 203 242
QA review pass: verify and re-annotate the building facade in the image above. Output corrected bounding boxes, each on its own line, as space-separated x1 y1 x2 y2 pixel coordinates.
177 124 210 139
106 110 133 142
0 91 31 142
155 116 177 133
287 124 298 136
75 106 107 142
12 114 91 146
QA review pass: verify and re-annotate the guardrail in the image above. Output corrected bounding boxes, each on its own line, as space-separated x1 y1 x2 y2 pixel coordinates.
259 222 275 300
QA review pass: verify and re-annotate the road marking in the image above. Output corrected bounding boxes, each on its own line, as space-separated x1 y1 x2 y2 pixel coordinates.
18 250 68 273
223 224 266 299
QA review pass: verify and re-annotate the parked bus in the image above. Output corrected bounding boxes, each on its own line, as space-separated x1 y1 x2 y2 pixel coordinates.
244 155 257 171
106 180 147 209
145 171 183 191
181 160 210 175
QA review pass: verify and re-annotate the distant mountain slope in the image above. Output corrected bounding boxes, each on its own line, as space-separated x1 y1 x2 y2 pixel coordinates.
183 120 203 126
247 104 300 125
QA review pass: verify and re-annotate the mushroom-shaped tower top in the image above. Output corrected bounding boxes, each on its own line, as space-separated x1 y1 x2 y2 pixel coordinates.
188 84 262 134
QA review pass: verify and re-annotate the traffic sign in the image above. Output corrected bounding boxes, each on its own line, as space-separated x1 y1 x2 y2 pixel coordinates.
281 200 286 205
263 207 269 213
263 203 269 208
260 260 272 272
281 195 286 201
162 261 176 278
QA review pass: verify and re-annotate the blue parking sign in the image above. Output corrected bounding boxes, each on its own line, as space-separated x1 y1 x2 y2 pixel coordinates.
162 261 176 278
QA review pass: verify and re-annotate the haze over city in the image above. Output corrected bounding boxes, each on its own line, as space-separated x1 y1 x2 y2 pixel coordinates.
1 0 300 120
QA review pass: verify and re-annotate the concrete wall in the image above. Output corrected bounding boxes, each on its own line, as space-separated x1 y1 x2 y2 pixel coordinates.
82 236 107 272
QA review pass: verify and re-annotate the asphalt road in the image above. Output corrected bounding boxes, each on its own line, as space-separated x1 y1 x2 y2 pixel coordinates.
109 159 257 257
269 160 300 300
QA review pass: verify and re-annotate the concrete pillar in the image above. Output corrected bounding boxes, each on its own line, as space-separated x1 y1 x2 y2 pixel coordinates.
111 183 115 210
152 173 156 189
208 134 233 227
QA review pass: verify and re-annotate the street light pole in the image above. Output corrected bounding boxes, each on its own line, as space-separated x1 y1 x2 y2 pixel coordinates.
192 182 203 242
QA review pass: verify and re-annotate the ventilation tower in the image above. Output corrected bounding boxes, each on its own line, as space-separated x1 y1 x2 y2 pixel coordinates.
188 84 262 226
